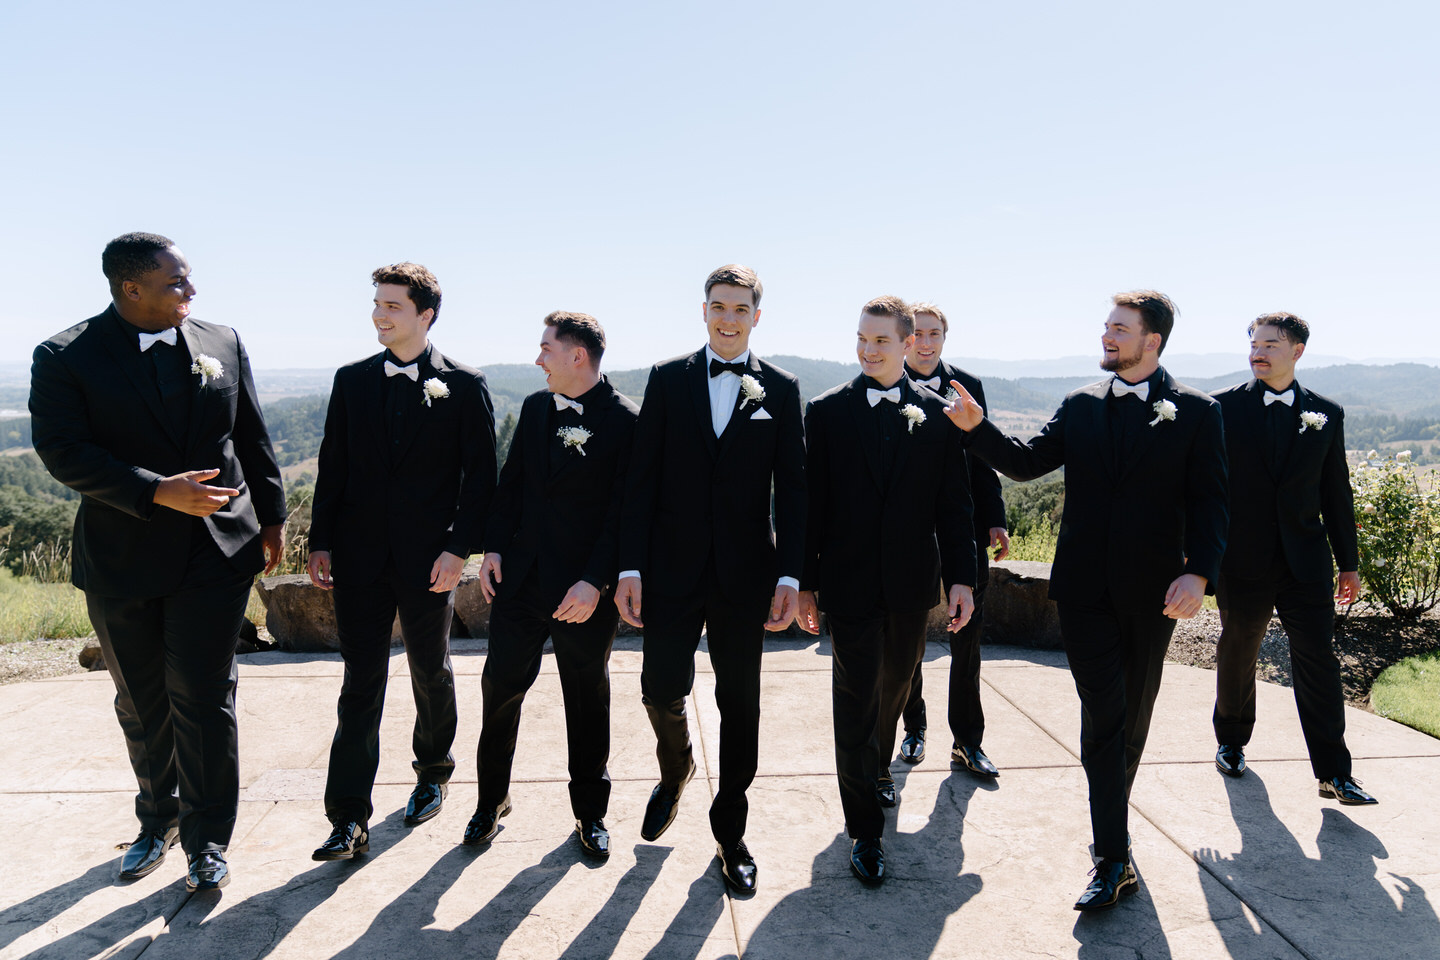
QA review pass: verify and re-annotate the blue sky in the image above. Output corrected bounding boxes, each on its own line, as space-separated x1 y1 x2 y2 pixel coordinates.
1 1 1436 371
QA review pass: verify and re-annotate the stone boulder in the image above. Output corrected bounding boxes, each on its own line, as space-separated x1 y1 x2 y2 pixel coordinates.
78 638 106 671
983 559 1062 649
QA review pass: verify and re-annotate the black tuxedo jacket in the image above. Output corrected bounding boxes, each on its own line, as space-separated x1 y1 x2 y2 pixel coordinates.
618 348 806 602
309 346 497 590
1212 379 1357 582
483 380 639 604
966 368 1229 613
30 306 286 598
802 377 977 616
906 361 1007 536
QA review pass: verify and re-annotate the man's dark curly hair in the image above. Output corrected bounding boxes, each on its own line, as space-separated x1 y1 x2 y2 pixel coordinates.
102 232 175 291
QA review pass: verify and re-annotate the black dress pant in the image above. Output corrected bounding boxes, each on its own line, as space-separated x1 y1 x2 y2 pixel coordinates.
1214 569 1350 780
639 568 769 845
325 567 458 824
1056 598 1175 864
829 606 930 840
902 547 990 750
86 533 252 858
477 572 617 821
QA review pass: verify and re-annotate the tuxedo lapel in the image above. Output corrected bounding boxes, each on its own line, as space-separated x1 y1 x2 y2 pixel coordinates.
845 377 884 491
177 322 209 455
687 349 718 460
358 353 388 466
101 310 182 451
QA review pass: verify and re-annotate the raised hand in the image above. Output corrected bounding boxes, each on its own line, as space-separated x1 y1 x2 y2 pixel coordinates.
942 380 985 432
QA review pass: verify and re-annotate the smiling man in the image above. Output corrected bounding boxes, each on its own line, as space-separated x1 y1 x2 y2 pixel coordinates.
307 262 496 861
615 264 806 894
466 311 638 857
797 296 976 885
30 232 287 891
1210 313 1373 805
943 290 1228 911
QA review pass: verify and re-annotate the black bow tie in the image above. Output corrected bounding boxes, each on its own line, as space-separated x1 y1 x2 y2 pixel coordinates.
709 359 747 378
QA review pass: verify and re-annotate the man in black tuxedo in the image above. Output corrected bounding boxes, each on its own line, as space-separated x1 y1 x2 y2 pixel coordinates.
1210 313 1374 804
796 296 976 885
615 264 806 894
30 232 287 891
898 301 1009 778
466 312 639 857
944 290 1228 911
307 263 496 861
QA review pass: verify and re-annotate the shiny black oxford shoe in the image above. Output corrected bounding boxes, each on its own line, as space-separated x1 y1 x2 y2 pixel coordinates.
312 820 369 861
118 826 179 881
716 839 758 894
899 729 926 764
640 760 695 842
185 851 230 891
1074 859 1137 912
1215 744 1246 778
850 838 886 886
404 780 448 826
1319 776 1377 805
576 819 611 860
463 797 514 845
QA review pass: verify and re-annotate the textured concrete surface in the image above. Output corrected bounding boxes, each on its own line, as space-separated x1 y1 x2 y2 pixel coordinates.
2 636 1437 959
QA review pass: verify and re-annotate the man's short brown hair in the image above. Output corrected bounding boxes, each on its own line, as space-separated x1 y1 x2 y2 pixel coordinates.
1111 289 1177 354
544 310 606 368
372 262 442 326
862 295 916 338
910 300 949 334
1248 311 1310 345
704 264 763 306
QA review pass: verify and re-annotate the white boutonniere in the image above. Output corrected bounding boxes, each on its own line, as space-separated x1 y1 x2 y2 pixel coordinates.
422 377 450 407
1298 411 1328 434
1149 399 1177 427
901 403 926 434
943 387 960 403
557 425 592 455
190 354 224 387
739 374 765 409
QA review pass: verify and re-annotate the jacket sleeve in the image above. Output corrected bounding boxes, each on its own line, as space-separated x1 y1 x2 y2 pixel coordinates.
1182 399 1230 585
800 398 827 592
938 419 978 589
1321 408 1360 572
617 364 665 576
29 341 164 519
482 394 529 556
444 371 498 559
966 378 1007 532
306 370 348 553
964 399 1069 483
772 374 808 582
230 331 287 527
581 403 639 590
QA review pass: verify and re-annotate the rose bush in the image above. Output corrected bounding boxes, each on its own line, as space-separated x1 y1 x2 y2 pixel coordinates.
1351 451 1440 617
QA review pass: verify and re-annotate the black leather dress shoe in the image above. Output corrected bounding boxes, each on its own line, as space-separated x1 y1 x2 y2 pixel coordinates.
899 729 926 764
875 777 897 808
1215 744 1246 777
716 839 758 894
640 760 695 842
463 797 513 845
1319 776 1378 805
185 851 230 891
404 780 448 826
312 821 369 861
850 838 885 886
1074 859 1137 911
118 826 179 880
952 743 999 778
576 819 610 860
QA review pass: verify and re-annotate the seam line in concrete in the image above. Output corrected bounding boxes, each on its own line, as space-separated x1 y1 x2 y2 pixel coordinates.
685 686 746 956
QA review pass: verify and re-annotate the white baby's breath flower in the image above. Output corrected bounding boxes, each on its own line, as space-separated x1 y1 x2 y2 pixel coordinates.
901 403 926 434
1367 449 1379 460
1148 399 1178 427
739 374 765 409
422 378 450 407
1363 503 1377 515
557 425 592 455
190 354 224 387
1299 411 1329 434
1397 450 1413 462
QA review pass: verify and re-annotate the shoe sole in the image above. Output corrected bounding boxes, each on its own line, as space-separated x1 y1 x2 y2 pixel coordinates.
311 839 369 862
1318 786 1378 805
640 764 695 842
462 802 513 846
1215 760 1246 778
118 835 178 881
404 797 447 827
185 875 231 892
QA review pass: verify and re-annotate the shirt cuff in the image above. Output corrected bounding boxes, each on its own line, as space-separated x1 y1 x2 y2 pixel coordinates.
619 570 641 582
776 576 799 591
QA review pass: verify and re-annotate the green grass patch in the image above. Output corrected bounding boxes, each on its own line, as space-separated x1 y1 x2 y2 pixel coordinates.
1003 530 1057 564
0 568 92 643
1372 648 1440 739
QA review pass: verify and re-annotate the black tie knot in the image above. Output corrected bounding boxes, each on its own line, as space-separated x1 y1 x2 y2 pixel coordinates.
709 359 747 378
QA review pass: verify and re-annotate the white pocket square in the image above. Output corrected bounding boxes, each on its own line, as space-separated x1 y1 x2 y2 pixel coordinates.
750 408 772 420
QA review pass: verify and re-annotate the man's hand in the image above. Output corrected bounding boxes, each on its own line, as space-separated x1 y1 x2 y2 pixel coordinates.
260 523 285 575
307 550 334 590
796 590 821 635
478 552 503 603
429 551 466 594
765 583 800 631
946 583 975 632
989 527 1011 561
615 576 644 629
554 580 601 623
153 469 240 517
1336 570 1361 605
1163 573 1208 619
942 381 984 432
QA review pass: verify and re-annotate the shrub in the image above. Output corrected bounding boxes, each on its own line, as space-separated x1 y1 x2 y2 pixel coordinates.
1351 451 1440 617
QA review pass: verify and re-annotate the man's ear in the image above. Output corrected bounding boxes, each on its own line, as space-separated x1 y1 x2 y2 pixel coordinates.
1293 341 1306 362
421 308 435 328
121 280 142 302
